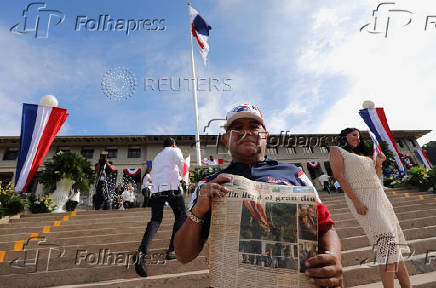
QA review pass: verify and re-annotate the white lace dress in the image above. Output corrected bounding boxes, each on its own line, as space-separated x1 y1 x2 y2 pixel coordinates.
337 147 409 264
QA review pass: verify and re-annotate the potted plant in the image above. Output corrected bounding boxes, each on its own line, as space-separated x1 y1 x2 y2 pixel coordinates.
38 151 95 212
27 193 57 213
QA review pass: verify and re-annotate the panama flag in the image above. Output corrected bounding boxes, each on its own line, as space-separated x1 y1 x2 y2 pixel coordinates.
182 155 191 184
414 149 432 170
368 130 382 162
359 107 404 171
15 104 69 192
189 5 211 65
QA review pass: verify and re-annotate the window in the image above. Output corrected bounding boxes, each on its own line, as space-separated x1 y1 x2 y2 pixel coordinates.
409 139 417 147
128 148 141 158
286 147 296 154
303 147 313 154
3 149 18 160
267 147 278 156
396 139 404 148
107 148 118 159
81 148 94 159
56 147 71 153
0 172 13 188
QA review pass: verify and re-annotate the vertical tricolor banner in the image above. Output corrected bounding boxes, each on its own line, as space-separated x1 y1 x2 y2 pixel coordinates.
414 149 432 170
359 107 404 172
15 104 69 192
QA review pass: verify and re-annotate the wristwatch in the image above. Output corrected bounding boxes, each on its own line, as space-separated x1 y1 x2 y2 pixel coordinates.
187 210 204 224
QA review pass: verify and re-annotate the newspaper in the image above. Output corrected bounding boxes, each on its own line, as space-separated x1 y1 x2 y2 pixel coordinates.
209 174 318 288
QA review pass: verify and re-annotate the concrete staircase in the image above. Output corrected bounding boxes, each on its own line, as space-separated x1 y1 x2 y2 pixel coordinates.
0 188 435 287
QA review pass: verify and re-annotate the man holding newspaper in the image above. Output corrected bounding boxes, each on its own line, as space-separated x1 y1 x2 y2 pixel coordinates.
174 104 343 287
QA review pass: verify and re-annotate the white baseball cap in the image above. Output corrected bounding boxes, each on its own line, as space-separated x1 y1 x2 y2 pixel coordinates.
224 104 266 130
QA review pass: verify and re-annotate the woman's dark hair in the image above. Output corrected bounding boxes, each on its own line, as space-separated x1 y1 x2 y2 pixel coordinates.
163 137 176 147
145 168 151 174
337 128 371 156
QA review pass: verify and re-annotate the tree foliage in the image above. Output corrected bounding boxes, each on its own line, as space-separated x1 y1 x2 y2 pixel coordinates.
364 140 395 169
182 166 222 193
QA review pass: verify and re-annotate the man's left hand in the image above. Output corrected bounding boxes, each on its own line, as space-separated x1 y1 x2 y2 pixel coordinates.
304 254 344 287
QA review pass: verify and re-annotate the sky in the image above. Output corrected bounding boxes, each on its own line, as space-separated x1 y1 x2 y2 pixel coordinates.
0 0 435 145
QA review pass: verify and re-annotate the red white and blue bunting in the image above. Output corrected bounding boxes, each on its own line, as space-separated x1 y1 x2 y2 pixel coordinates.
307 161 320 169
414 149 432 170
123 168 141 177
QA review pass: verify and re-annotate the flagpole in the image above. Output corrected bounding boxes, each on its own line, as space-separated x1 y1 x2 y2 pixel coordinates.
188 2 202 166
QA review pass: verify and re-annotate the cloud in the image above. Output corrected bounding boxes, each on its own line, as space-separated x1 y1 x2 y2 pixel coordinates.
0 22 106 135
235 0 436 145
296 1 436 145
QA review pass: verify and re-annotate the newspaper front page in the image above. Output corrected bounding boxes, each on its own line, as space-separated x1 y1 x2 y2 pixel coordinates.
209 174 318 288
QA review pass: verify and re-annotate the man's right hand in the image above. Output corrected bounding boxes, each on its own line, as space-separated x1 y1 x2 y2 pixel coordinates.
191 175 231 218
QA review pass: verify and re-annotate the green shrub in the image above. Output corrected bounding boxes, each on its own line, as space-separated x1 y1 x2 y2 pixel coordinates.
383 176 395 188
403 166 431 191
0 183 25 216
427 167 436 190
184 167 222 193
27 193 56 214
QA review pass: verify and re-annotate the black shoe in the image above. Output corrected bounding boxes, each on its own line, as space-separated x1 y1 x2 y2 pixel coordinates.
166 250 176 260
134 251 148 277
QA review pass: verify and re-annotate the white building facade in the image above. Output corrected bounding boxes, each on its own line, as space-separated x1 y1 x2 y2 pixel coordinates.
0 130 430 193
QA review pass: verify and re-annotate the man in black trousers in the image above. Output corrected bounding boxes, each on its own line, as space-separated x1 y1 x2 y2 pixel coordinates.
134 137 187 277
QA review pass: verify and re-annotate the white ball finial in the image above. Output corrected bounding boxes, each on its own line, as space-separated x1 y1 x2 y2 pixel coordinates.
362 100 375 109
40 95 59 107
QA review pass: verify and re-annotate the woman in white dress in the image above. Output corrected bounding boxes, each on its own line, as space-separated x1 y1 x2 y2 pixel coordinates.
330 128 411 288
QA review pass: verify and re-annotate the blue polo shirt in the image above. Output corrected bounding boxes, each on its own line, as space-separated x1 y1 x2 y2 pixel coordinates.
188 157 334 238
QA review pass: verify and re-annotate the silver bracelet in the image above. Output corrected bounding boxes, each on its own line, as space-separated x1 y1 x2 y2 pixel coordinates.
187 210 204 225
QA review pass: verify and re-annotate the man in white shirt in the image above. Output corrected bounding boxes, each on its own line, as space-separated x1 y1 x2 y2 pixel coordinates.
135 137 186 277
